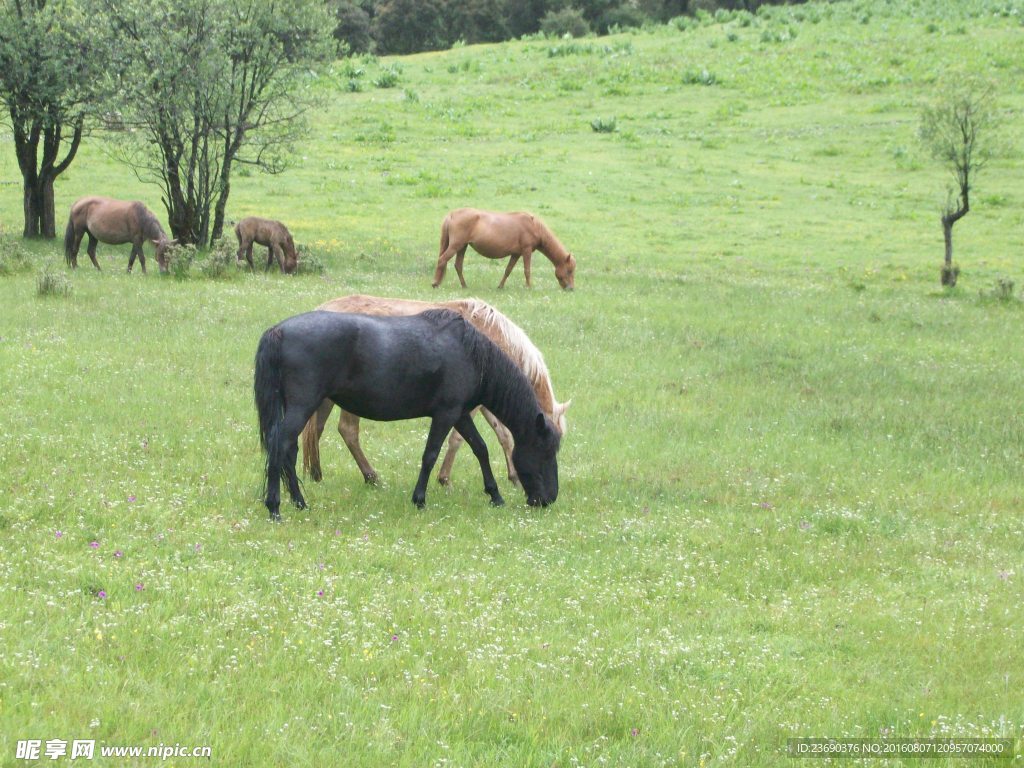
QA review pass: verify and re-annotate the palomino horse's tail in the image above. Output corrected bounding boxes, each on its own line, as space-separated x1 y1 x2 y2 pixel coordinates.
254 326 286 495
63 214 76 265
300 413 323 482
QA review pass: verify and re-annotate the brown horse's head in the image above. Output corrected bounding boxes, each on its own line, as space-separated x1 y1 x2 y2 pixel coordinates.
556 253 576 290
282 234 299 274
152 237 179 274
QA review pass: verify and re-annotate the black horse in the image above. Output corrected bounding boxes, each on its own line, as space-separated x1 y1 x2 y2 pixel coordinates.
254 309 561 520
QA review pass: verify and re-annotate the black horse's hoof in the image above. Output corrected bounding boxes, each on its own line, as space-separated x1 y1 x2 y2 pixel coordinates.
363 472 379 485
269 510 282 522
489 495 505 507
293 499 306 510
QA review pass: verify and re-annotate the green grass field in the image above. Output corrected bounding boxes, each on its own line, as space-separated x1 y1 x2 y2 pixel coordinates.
1 0 1022 764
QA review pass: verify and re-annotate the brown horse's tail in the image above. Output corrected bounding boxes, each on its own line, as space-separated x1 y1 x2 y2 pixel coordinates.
438 214 451 258
300 413 323 482
63 215 76 265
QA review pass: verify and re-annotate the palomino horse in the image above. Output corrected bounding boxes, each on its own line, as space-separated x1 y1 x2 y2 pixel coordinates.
300 294 570 488
432 208 576 290
235 216 298 274
64 196 176 273
255 310 561 519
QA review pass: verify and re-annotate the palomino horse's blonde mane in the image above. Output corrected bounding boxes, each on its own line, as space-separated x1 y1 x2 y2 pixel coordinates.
317 294 569 433
439 298 567 433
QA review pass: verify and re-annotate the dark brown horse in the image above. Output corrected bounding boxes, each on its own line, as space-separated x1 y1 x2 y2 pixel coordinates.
432 208 576 290
64 196 176 273
235 217 299 274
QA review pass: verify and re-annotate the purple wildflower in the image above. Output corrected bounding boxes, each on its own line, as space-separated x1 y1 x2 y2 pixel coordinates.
114 550 124 558
90 541 100 549
55 530 63 539
97 590 107 599
127 494 136 503
135 583 145 592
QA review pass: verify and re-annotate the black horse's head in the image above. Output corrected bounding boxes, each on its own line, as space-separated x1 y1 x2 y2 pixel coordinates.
513 413 561 507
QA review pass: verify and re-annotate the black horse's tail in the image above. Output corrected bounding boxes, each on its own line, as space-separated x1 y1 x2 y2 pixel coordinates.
63 215 76 265
254 326 286 490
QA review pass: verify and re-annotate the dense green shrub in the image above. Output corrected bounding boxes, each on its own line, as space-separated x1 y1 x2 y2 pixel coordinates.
540 6 592 37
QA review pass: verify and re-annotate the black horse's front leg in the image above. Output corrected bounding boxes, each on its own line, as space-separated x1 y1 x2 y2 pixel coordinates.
453 412 504 506
412 415 459 508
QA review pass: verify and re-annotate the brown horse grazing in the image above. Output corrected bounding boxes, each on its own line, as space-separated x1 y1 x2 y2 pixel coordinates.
432 208 577 290
300 294 570 487
64 196 176 274
235 216 298 274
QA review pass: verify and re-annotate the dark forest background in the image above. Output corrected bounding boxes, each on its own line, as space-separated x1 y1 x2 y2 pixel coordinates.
332 0 810 55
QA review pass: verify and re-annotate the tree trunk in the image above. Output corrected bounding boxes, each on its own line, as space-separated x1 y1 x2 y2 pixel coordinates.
211 163 232 243
21 175 59 239
940 211 963 288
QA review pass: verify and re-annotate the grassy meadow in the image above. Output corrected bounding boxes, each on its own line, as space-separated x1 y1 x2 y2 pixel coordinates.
1 0 1023 764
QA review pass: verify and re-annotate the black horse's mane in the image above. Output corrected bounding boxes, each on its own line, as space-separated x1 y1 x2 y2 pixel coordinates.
419 309 547 437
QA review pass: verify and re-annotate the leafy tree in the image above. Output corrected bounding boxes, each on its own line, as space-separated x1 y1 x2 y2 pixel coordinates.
372 0 448 54
331 0 373 54
919 81 994 287
444 0 509 44
99 0 332 245
0 0 103 238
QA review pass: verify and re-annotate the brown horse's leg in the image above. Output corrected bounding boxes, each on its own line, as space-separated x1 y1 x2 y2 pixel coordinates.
136 242 148 274
453 246 469 288
522 251 533 287
264 246 275 272
480 406 519 487
236 234 251 268
433 241 464 288
69 229 85 268
86 234 101 270
338 410 379 484
497 253 521 289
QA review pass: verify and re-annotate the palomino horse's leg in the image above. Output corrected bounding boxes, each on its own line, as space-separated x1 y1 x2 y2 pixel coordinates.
452 412 504 506
303 399 335 482
338 410 379 484
411 412 461 508
453 246 469 288
480 407 518 486
497 253 521 289
437 405 517 487
436 408 469 486
86 234 101 270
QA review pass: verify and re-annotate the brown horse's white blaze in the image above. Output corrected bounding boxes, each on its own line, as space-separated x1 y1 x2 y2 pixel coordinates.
234 216 299 274
300 294 570 488
64 196 176 273
433 208 576 290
